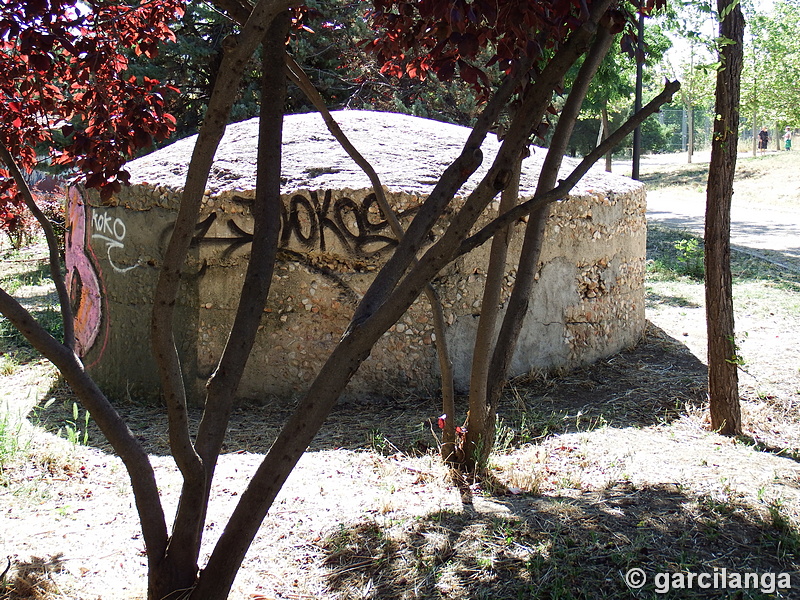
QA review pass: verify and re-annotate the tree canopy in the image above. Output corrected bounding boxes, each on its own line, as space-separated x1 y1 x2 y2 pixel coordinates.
741 0 800 129
0 0 183 198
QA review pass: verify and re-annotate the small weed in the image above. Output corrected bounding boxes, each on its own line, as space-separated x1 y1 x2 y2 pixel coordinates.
60 401 91 447
0 352 20 376
35 398 91 447
673 238 705 279
367 429 399 455
646 225 706 281
0 410 25 476
494 415 516 454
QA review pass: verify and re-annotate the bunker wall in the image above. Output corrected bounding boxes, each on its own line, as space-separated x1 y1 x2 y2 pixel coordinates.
66 180 646 404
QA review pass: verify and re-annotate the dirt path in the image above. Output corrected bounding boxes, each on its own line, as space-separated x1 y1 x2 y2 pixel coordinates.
647 196 800 267
613 150 800 271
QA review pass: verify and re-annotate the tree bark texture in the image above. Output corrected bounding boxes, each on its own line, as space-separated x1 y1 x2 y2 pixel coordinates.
146 1 293 597
602 107 612 172
468 26 615 470
705 0 744 436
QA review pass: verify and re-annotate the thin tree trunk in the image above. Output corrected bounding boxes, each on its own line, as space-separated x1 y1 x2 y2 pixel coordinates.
465 157 521 467
602 107 612 172
181 11 288 576
705 0 744 436
147 1 292 597
467 26 615 471
688 104 694 163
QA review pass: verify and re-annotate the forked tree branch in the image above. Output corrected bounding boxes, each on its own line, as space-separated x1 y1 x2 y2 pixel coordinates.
187 16 289 569
151 0 293 500
283 54 458 459
475 25 617 468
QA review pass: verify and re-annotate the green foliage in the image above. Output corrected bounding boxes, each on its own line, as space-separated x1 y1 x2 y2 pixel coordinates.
647 232 705 280
567 110 677 157
563 19 673 157
674 237 705 279
126 1 248 140
741 0 800 129
61 401 91 447
129 0 486 142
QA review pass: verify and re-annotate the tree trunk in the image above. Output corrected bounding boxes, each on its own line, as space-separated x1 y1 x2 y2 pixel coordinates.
688 103 694 163
467 26 615 471
602 107 612 172
705 0 744 436
465 157 521 467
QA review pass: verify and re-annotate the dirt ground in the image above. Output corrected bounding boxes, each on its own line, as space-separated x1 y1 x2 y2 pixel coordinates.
2 152 800 599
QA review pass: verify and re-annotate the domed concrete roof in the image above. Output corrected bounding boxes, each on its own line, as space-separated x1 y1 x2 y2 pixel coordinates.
126 110 640 198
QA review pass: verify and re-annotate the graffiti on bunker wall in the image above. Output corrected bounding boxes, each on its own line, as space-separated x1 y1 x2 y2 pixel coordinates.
279 189 410 257
183 189 420 265
65 186 419 357
91 210 139 274
65 186 107 362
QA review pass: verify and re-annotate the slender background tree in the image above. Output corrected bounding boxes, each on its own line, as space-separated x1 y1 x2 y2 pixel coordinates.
705 0 745 435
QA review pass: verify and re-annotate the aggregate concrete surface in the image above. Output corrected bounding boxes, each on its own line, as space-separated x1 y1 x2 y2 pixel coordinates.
127 109 642 199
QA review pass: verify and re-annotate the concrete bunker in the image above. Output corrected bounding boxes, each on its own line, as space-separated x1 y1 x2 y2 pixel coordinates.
65 110 646 403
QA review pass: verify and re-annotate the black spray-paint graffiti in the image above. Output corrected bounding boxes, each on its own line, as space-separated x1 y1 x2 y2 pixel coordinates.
185 190 420 260
280 189 406 257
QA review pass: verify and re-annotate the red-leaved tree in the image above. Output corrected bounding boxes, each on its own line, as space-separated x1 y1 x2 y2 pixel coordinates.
0 0 678 597
0 0 182 349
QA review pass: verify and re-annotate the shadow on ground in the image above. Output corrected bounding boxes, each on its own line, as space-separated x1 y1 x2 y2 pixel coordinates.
36 322 707 458
1 554 65 599
320 481 799 599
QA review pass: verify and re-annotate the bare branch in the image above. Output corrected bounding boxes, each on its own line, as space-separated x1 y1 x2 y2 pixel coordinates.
284 54 457 457
0 143 74 349
457 80 682 258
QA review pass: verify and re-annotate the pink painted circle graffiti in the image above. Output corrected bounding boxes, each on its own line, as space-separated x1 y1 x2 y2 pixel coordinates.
65 186 107 362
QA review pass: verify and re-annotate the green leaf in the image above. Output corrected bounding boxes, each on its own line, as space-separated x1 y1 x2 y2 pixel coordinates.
720 0 741 20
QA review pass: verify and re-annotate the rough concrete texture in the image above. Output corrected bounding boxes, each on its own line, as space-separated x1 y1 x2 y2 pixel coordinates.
67 110 646 403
